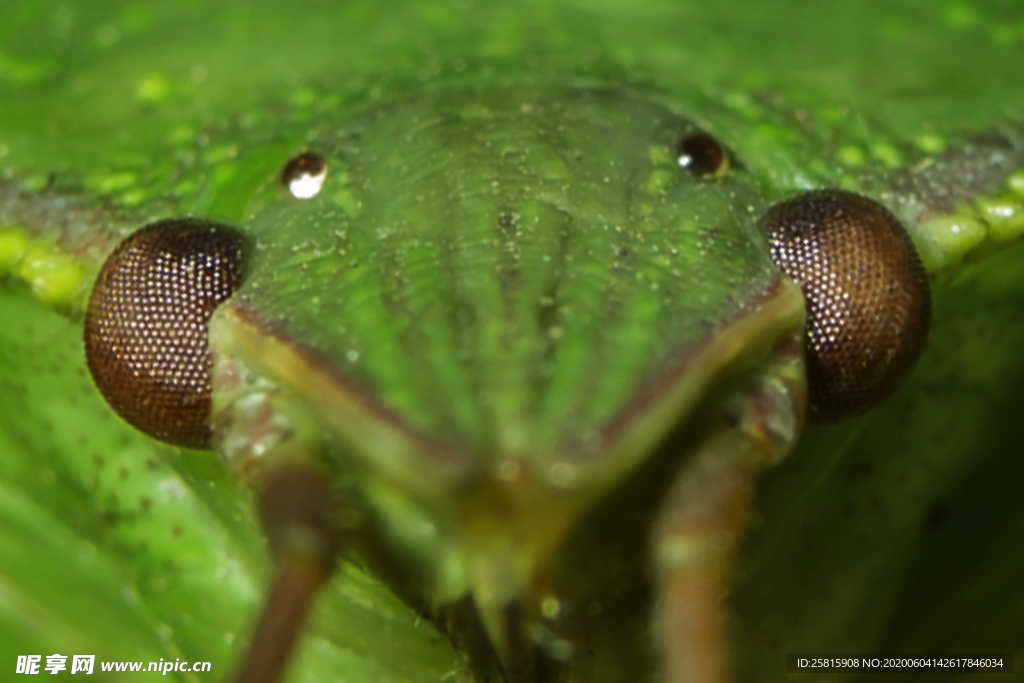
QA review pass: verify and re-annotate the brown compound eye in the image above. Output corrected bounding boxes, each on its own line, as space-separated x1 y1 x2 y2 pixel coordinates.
759 189 930 420
84 218 246 448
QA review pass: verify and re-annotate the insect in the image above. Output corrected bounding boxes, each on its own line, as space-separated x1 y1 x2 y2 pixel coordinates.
2 2 1023 682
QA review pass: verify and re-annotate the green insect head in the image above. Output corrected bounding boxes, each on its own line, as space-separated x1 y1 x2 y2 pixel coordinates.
82 82 929 682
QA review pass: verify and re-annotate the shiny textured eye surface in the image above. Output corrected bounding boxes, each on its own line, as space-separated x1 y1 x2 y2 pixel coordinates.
84 218 246 448
281 151 327 199
760 189 930 420
676 132 729 177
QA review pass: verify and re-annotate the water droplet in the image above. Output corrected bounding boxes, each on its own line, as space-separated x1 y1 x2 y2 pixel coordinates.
281 152 327 199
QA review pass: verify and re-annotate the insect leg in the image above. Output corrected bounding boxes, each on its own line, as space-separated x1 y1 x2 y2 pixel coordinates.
651 350 804 683
230 461 343 683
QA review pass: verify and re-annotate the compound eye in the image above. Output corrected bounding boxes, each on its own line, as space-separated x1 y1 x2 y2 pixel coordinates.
84 218 246 448
759 190 930 420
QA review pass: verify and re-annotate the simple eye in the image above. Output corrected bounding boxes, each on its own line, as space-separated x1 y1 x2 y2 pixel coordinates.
759 189 930 420
676 132 729 177
84 218 246 448
281 151 328 199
